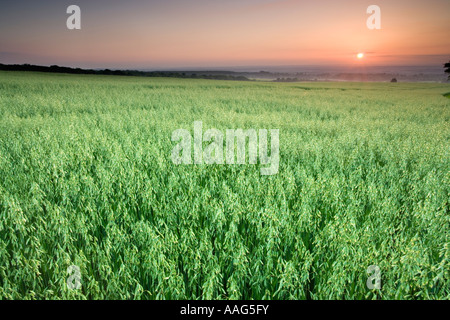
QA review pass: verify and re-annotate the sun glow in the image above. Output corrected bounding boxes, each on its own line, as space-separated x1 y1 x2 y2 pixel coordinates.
357 53 365 59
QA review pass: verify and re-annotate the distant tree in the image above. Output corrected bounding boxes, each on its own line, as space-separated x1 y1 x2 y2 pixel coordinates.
390 78 397 83
445 61 450 80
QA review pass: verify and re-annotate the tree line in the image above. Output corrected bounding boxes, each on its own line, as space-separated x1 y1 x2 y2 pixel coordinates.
0 63 250 81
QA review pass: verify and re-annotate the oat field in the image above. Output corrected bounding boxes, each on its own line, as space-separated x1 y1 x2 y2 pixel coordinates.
0 71 448 299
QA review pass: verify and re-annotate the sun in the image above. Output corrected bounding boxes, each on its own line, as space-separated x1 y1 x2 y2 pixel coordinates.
357 53 365 59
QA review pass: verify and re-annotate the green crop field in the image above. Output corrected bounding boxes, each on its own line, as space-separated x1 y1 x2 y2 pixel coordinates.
0 71 449 300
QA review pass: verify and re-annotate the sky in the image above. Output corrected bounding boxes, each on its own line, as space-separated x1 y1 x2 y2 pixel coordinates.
0 0 449 69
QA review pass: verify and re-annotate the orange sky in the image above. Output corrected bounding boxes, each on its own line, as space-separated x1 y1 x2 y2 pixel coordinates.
0 0 449 68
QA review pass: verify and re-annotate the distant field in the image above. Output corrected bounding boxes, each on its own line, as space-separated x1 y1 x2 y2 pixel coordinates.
0 71 449 299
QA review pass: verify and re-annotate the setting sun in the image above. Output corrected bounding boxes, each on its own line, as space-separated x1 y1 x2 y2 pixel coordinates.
357 53 365 59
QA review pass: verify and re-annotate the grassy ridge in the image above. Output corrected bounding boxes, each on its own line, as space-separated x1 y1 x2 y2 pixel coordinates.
0 71 449 299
